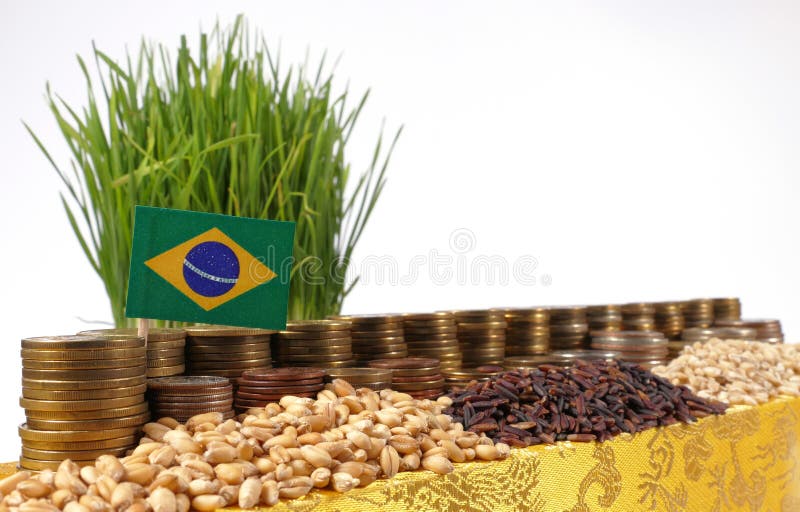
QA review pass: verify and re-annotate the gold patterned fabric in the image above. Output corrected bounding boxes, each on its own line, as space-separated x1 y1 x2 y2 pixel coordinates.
3 397 799 511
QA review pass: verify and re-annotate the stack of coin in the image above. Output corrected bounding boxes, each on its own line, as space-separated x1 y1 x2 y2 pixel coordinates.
79 328 186 378
272 320 354 368
620 303 656 331
714 319 784 344
146 376 234 422
653 302 685 340
672 326 759 359
19 335 149 470
235 368 325 411
503 308 549 357
713 297 742 321
185 326 273 380
590 331 668 369
586 305 623 332
402 313 462 371
330 314 407 364
369 358 444 399
452 309 506 367
324 368 393 391
504 350 621 370
548 306 589 350
443 366 503 390
681 299 714 329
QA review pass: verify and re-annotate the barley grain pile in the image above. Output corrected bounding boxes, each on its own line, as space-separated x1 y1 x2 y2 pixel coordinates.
652 338 800 406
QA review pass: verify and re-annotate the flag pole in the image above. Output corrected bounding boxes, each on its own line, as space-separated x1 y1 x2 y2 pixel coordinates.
138 318 150 347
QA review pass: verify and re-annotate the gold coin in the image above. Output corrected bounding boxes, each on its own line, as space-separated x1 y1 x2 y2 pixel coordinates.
187 369 252 378
286 320 351 332
22 335 143 350
21 347 147 361
316 360 355 369
22 435 138 451
272 338 352 349
25 412 150 431
187 335 272 346
143 339 186 350
189 359 270 370
187 351 269 362
274 331 350 340
147 357 186 368
22 365 146 380
274 346 352 356
78 327 186 341
330 314 404 324
276 353 351 362
21 446 128 461
18 423 140 442
22 357 146 370
187 343 269 354
24 402 148 420
19 457 94 471
147 348 185 359
22 383 147 401
401 312 452 321
351 343 408 352
350 323 404 333
350 330 404 339
22 375 147 391
185 325 276 337
20 394 144 411
146 365 186 378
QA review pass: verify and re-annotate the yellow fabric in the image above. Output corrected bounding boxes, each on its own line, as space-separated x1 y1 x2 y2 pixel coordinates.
3 397 799 511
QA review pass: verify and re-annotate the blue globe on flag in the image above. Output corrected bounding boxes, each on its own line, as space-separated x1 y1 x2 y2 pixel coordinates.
182 241 240 297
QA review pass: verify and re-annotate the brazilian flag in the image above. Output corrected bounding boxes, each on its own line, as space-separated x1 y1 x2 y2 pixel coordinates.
126 206 295 329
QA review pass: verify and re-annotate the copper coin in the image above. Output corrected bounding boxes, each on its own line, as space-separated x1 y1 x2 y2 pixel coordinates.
407 389 444 399
403 326 457 335
350 332 405 340
391 373 444 383
242 367 326 381
236 389 322 400
237 383 324 395
237 377 322 388
152 398 233 409
278 354 352 363
147 375 230 391
350 323 404 332
350 342 408 351
235 395 315 406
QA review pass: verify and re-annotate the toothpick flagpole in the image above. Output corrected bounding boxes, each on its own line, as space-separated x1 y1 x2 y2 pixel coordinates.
138 318 150 347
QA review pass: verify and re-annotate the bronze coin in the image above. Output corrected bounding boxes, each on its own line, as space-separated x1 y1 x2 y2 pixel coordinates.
236 389 323 401
189 359 271 370
369 357 439 369
152 398 234 409
78 328 186 342
147 375 231 391
237 377 322 388
22 365 146 380
235 395 315 406
350 341 407 350
23 375 147 392
187 335 272 346
242 367 326 381
145 365 186 378
285 320 351 332
21 347 148 361
22 357 147 370
350 324 404 333
147 357 186 368
407 389 444 399
149 391 232 403
402 326 457 335
22 335 144 350
147 348 185 359
330 314 404 325
187 343 269 354
274 345 352 356
278 353 352 362
185 326 275 337
350 332 405 341
22 383 148 401
236 382 325 398
401 312 452 321
391 373 444 383
403 333 458 342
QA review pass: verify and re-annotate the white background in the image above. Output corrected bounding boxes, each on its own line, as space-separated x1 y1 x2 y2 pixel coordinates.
0 1 798 461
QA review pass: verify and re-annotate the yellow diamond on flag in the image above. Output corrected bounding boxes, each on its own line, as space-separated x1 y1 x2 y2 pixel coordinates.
145 227 276 311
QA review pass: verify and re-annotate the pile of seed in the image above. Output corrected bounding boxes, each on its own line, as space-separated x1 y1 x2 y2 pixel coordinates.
652 338 800 406
0 380 509 511
443 360 727 446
